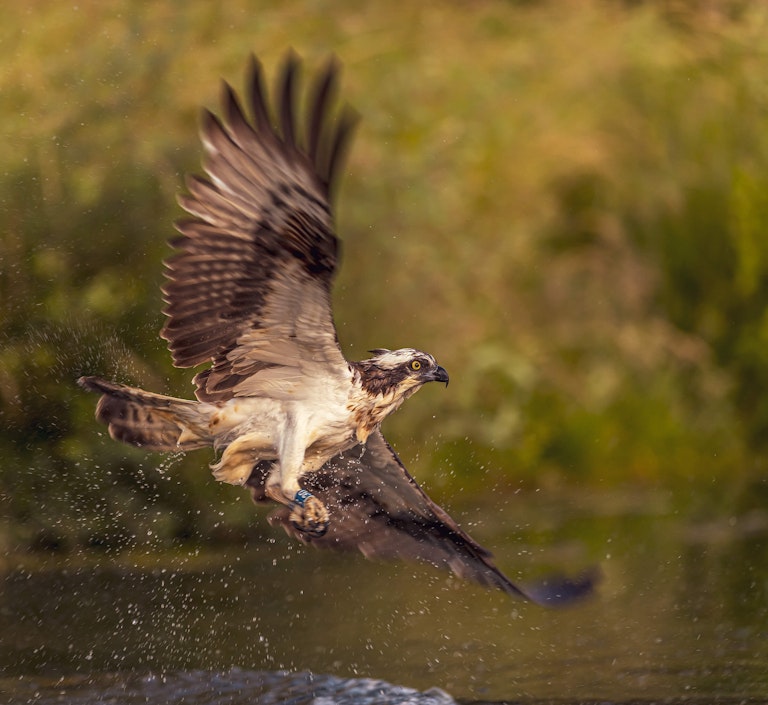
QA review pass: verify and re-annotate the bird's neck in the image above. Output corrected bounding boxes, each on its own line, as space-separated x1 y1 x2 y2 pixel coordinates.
348 362 418 443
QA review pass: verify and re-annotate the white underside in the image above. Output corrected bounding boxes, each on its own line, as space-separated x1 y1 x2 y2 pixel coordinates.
206 392 358 502
196 359 420 507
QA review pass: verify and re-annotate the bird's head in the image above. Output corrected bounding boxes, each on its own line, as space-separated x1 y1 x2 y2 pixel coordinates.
354 348 449 399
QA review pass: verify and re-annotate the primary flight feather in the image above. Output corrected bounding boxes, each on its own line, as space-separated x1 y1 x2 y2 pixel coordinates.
79 52 594 605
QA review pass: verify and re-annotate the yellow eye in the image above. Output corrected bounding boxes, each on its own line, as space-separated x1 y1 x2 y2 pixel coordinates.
410 360 421 371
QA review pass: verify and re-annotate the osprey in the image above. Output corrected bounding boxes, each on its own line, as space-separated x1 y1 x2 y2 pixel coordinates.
80 53 594 605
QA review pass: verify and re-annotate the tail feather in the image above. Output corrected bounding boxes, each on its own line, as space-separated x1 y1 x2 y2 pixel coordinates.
77 376 212 451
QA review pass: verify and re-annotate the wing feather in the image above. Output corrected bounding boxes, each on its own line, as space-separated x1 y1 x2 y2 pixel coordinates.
307 57 337 164
324 106 358 192
161 52 358 402
178 176 253 227
250 430 597 605
278 51 299 150
246 54 273 133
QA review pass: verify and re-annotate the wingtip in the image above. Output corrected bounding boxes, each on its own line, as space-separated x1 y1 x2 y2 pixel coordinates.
280 47 302 74
246 52 262 79
324 103 360 194
519 565 602 607
219 78 238 112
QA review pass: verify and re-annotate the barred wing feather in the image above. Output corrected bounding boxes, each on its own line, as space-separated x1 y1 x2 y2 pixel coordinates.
161 53 358 402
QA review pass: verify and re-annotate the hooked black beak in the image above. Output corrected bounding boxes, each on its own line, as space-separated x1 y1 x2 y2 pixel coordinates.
430 365 449 386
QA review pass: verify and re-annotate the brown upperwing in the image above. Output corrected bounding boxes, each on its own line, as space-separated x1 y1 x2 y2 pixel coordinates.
161 52 358 403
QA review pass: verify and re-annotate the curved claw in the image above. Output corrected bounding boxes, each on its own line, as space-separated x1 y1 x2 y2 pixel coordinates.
289 491 330 537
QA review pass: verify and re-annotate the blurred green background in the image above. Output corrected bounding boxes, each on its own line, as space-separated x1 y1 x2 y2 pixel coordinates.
3 0 768 555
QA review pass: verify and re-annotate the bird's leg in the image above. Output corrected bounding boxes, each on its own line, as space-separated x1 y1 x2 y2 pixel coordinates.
287 485 329 538
264 411 330 537
265 464 330 538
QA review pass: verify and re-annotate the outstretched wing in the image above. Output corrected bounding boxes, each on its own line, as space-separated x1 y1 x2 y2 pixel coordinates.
161 52 358 402
248 430 597 606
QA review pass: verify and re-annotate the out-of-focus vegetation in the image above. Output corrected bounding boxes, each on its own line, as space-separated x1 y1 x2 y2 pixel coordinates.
3 0 768 552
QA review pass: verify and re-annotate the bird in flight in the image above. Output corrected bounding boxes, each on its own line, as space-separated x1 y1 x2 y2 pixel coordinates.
80 52 595 605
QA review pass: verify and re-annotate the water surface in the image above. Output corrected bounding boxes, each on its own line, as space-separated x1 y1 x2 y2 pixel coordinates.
2 486 767 703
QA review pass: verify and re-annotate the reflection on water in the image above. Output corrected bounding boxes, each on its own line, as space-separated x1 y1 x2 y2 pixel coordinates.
2 487 768 703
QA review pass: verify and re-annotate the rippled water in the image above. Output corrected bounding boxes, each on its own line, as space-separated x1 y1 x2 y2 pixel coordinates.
2 487 768 704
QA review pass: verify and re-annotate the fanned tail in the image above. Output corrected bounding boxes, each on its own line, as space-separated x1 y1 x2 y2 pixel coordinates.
77 376 213 451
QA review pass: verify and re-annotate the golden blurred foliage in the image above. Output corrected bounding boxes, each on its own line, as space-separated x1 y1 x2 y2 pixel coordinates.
3 0 768 548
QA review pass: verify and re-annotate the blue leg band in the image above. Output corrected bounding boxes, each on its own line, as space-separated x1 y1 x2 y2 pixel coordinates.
293 489 313 507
